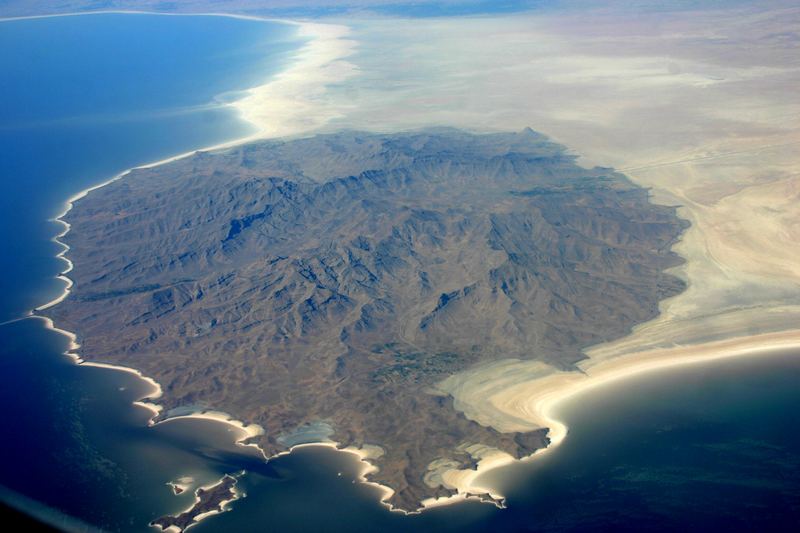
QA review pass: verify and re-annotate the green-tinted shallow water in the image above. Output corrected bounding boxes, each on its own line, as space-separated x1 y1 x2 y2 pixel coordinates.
1 12 799 533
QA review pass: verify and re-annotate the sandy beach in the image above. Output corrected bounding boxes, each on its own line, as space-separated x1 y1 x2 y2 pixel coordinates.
312 1 800 499
10 2 800 516
167 477 195 495
278 443 401 511
16 7 361 503
154 411 266 457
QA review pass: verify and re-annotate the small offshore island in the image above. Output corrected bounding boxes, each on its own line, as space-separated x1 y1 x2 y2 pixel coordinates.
152 474 241 531
42 128 687 512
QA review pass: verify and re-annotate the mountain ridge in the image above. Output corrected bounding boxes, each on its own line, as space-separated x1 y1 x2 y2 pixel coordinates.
43 128 687 510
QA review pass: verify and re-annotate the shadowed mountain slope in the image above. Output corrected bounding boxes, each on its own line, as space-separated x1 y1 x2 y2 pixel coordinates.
45 128 687 509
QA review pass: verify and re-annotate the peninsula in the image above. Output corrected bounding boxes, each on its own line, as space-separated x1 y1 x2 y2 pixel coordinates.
43 129 687 510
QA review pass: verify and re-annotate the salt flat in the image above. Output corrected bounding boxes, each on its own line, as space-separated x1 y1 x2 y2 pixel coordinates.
307 1 800 492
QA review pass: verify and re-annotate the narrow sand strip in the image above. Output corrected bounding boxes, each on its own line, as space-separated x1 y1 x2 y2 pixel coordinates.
0 10 293 24
438 331 800 500
152 472 245 533
9 10 369 512
272 442 400 511
322 6 799 503
154 412 266 458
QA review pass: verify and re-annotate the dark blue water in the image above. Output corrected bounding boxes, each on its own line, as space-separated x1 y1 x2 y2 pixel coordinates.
479 350 800 532
0 13 299 320
1 12 799 533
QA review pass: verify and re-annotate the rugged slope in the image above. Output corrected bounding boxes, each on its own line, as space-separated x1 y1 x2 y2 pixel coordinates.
44 128 687 509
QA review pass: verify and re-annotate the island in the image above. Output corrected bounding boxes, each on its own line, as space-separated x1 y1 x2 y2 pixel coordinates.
152 474 240 532
43 128 687 510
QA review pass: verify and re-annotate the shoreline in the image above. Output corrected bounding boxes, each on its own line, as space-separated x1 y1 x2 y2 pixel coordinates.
444 330 800 501
0 11 356 143
19 2 355 464
272 442 403 513
21 12 355 450
0 9 298 24
271 441 508 515
152 472 244 533
3 6 380 521
6 6 799 521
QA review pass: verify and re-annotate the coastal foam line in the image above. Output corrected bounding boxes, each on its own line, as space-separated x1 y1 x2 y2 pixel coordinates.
152 472 245 533
6 8 384 522
0 9 293 24
442 329 800 500
1 10 481 516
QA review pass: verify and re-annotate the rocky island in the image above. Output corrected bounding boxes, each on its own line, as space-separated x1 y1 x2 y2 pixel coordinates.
152 474 240 532
43 128 687 510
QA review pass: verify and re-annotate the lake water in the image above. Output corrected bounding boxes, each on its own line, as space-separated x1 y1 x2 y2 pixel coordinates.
1 12 799 533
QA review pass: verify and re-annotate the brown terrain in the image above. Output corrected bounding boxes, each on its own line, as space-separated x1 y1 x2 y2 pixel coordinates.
151 474 239 532
43 129 687 510
0 0 416 19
